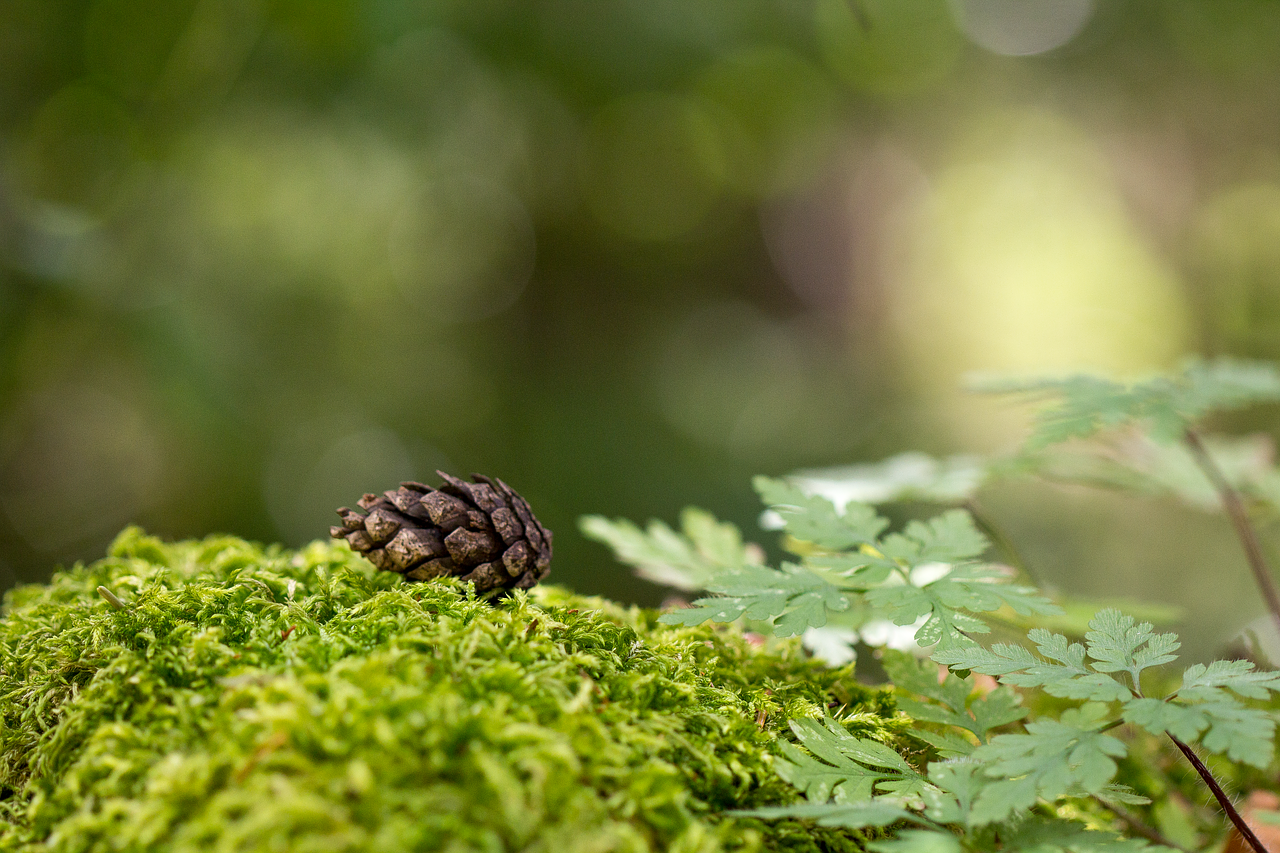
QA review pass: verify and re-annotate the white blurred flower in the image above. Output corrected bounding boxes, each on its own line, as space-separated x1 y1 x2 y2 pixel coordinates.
859 617 931 652
802 626 860 666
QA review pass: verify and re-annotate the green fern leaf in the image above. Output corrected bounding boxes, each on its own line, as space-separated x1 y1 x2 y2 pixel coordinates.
967 689 1027 741
656 563 847 636
1195 699 1276 768
883 650 1025 745
1177 659 1280 699
1111 629 1280 766
771 716 925 803
969 704 1126 825
909 728 979 758
1121 698 1206 743
1180 358 1280 418
924 759 983 823
883 651 972 716
1131 689 1278 768
933 616 1156 703
974 357 1280 449
1083 610 1180 689
753 476 889 550
579 507 756 591
879 510 990 563
870 569 1059 651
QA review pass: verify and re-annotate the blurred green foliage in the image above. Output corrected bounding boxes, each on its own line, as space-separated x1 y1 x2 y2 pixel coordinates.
5 0 1280 651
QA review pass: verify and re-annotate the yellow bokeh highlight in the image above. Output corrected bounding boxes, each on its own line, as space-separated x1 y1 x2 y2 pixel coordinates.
890 110 1190 444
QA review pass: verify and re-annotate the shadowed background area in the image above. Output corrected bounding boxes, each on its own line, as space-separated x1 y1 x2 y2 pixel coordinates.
4 0 1280 659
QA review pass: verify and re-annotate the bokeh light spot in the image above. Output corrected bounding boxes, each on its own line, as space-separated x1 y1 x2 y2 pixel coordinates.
948 0 1094 56
815 0 963 97
191 117 415 296
694 46 840 197
891 110 1189 440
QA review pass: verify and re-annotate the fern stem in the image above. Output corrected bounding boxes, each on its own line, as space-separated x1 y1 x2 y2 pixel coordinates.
1167 732 1267 853
1183 428 1280 635
1091 796 1187 851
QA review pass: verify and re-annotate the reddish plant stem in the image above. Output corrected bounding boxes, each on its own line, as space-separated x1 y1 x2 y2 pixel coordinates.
1183 428 1280 637
1167 732 1268 853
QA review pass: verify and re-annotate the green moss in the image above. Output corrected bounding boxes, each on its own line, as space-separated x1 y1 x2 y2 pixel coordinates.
0 528 903 852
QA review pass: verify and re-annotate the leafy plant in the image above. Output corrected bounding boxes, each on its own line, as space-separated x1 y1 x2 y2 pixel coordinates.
978 357 1280 633
585 357 1280 853
587 478 1058 653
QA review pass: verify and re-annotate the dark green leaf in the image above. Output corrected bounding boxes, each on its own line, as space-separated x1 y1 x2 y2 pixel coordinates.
771 716 926 804
932 632 1130 703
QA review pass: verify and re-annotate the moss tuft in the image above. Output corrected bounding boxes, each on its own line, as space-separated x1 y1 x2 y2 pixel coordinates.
0 528 903 852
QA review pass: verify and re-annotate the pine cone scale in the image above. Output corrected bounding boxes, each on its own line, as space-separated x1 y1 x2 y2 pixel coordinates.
421 492 468 531
363 507 405 544
386 527 446 570
444 527 500 564
502 540 530 577
346 529 374 552
332 471 552 595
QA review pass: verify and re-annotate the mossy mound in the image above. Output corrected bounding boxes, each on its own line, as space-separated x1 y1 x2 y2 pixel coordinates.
0 528 902 852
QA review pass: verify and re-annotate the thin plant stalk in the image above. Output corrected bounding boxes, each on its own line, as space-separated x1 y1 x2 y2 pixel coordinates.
1183 428 1280 636
1167 732 1267 853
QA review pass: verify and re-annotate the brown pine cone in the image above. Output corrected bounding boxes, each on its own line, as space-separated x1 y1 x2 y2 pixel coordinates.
330 471 552 594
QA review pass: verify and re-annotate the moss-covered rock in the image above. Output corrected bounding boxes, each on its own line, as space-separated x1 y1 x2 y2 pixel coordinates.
0 528 903 852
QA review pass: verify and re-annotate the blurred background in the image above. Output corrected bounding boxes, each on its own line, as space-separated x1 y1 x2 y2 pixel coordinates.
4 0 1280 658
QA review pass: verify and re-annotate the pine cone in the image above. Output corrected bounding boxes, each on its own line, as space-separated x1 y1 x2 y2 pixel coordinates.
330 471 552 594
